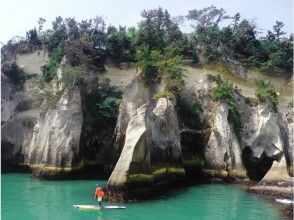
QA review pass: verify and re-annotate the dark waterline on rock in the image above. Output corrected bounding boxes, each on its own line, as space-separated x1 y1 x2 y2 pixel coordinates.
1 173 283 220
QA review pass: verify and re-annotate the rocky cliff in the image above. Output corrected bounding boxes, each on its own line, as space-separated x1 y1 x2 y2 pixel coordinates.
25 86 83 178
1 51 108 178
107 76 184 200
1 49 292 199
1 51 44 170
178 75 292 185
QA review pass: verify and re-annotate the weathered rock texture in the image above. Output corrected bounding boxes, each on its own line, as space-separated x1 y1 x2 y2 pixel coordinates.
1 49 48 170
111 74 158 164
191 75 246 180
284 106 293 176
25 86 83 176
204 102 244 178
15 50 48 75
240 101 290 181
191 75 293 183
1 74 41 169
108 97 184 188
108 104 148 186
225 56 248 79
108 75 184 199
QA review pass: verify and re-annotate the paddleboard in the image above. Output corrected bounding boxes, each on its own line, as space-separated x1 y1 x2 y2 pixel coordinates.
275 199 294 204
73 205 126 211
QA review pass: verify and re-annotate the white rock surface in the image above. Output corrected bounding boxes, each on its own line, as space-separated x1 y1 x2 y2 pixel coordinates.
25 86 83 168
108 96 183 187
108 105 147 186
242 103 285 160
204 102 243 171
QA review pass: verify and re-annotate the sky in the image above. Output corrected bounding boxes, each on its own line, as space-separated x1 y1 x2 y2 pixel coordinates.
0 0 293 43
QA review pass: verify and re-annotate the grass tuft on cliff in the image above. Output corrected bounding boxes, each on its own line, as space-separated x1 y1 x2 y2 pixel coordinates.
255 77 278 109
211 75 243 140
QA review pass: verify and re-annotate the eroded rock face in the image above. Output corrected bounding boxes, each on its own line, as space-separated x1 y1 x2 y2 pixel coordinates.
147 98 182 166
191 76 245 180
284 106 293 176
225 56 247 79
25 86 83 176
1 74 41 169
191 75 293 182
242 103 284 159
111 74 158 164
108 95 184 199
240 102 290 180
108 104 147 186
204 102 244 178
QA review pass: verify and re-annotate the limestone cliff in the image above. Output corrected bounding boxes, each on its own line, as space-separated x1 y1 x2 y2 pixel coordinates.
240 101 290 181
111 74 158 165
191 75 245 180
108 76 184 199
1 69 42 169
204 102 244 178
25 86 83 177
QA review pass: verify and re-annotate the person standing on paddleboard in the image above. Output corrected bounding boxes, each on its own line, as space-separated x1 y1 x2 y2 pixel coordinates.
94 185 105 207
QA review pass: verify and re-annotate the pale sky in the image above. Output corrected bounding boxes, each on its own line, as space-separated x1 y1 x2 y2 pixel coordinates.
0 0 293 43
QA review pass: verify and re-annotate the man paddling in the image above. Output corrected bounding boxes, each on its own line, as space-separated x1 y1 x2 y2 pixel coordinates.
94 185 105 208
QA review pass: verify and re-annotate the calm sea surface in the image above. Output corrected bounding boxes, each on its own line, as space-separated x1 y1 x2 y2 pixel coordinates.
1 173 281 220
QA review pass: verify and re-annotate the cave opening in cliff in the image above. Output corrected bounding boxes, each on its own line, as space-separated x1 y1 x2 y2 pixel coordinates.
242 147 274 181
180 130 208 180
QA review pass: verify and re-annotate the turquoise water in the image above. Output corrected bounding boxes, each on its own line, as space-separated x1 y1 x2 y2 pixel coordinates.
2 173 281 220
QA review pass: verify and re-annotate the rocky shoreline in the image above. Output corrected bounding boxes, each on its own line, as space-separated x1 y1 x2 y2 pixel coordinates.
246 184 293 220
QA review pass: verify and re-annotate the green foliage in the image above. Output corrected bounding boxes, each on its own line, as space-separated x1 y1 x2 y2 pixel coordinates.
62 65 87 87
255 77 278 108
3 63 26 89
204 45 221 63
41 44 64 82
26 28 41 45
159 46 186 83
153 90 175 100
176 94 202 129
42 90 62 108
94 78 121 127
261 46 293 75
136 8 183 50
135 44 161 84
136 45 185 89
187 6 228 31
212 75 243 139
3 7 293 88
106 26 135 63
211 75 236 108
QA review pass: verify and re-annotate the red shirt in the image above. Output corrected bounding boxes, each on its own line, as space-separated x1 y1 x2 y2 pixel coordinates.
95 188 104 198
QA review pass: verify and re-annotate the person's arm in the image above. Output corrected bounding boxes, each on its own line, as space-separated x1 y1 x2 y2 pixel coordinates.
93 189 97 199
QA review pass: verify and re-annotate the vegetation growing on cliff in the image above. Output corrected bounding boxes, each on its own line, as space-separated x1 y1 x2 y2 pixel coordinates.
255 77 278 109
135 45 185 89
176 94 202 129
41 44 64 82
95 78 121 127
2 63 26 89
212 75 243 139
2 6 292 86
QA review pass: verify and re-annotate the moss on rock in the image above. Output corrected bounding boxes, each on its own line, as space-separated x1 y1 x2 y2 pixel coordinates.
126 174 154 188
